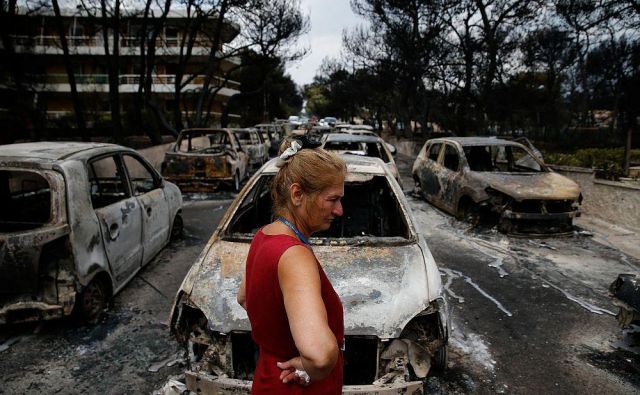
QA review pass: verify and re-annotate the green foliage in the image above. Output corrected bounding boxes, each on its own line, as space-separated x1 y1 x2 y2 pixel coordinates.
545 148 640 173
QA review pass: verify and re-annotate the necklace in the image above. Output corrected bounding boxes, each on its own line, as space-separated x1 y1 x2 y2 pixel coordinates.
276 216 310 245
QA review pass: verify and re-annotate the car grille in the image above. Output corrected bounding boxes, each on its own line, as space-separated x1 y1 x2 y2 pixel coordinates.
229 333 380 385
511 199 574 214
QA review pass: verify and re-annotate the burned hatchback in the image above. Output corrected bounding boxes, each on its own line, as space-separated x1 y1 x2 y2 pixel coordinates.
170 155 449 394
162 128 249 192
412 137 582 234
0 142 183 324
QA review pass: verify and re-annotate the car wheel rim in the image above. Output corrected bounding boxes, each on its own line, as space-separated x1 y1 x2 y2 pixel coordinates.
83 281 105 318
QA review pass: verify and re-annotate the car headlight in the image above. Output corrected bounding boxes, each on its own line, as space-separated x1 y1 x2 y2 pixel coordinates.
485 187 510 207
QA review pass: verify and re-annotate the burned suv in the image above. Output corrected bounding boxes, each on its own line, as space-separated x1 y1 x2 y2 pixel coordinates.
412 137 582 234
0 142 183 324
162 128 249 192
170 155 449 394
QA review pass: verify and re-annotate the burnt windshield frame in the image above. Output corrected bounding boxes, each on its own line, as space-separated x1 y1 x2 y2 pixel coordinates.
222 173 415 245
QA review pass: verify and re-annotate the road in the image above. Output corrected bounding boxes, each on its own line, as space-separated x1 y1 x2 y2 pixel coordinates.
1 157 638 394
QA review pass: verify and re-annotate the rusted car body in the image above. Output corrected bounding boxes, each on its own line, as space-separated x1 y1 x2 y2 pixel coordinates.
254 124 283 157
232 128 269 170
0 142 182 324
162 128 249 192
170 156 449 394
322 133 402 187
412 137 582 234
609 274 640 328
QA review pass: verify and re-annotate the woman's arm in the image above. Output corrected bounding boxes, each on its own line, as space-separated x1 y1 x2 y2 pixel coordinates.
237 274 247 310
277 245 339 382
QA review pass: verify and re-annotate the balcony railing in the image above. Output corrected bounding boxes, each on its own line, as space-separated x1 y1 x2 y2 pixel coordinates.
12 34 213 49
41 73 241 90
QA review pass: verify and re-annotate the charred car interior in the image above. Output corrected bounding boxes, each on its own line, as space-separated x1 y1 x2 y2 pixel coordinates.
171 156 449 394
162 129 248 192
227 174 410 242
0 170 52 232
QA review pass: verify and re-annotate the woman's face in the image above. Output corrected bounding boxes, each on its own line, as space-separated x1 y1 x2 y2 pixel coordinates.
304 180 344 233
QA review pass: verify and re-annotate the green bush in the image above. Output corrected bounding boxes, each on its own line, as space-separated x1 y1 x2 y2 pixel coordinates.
545 148 640 178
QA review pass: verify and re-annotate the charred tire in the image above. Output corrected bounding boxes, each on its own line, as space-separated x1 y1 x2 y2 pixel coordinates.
171 214 184 241
76 277 108 322
432 344 448 372
458 200 480 226
233 170 241 192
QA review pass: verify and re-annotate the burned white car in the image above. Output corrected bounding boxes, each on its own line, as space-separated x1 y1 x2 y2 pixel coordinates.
232 128 269 171
321 133 402 187
0 142 183 324
412 137 582 234
170 155 448 394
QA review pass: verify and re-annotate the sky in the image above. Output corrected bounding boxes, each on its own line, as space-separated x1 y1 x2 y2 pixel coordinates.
285 0 365 87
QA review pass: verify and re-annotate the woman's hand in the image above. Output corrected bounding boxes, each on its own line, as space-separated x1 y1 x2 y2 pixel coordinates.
277 358 310 386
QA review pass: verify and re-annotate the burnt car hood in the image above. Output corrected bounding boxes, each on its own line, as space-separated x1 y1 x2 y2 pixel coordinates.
473 172 580 201
186 239 431 338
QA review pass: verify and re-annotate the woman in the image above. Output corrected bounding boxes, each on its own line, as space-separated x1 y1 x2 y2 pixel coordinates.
237 138 346 394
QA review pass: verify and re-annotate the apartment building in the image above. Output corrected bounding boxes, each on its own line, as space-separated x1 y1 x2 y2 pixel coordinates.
0 7 242 132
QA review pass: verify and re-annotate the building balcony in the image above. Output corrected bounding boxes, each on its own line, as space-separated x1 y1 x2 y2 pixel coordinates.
34 73 241 96
7 35 241 65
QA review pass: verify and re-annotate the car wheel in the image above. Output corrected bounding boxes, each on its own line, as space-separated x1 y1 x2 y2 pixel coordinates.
498 218 513 234
233 170 241 192
459 200 480 226
76 278 108 322
171 214 183 241
432 344 448 372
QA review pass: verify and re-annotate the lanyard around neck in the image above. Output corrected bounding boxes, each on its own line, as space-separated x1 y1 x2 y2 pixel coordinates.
276 216 310 245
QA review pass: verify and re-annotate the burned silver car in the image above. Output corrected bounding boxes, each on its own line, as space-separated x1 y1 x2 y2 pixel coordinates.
321 133 402 187
0 142 183 324
170 155 448 394
162 128 249 192
412 137 582 234
232 128 269 171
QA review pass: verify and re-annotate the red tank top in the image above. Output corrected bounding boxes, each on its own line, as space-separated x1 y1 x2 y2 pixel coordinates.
245 229 344 394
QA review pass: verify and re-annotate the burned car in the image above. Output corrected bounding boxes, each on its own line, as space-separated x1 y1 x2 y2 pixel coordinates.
162 128 249 192
255 123 283 157
322 133 402 187
412 137 582 234
0 142 183 324
170 155 448 394
232 128 269 170
609 274 640 328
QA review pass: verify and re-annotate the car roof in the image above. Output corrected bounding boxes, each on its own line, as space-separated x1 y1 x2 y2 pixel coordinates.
0 142 125 162
324 133 383 143
428 136 523 147
262 154 387 175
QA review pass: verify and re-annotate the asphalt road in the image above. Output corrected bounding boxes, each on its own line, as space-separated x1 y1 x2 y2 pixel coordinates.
1 157 638 394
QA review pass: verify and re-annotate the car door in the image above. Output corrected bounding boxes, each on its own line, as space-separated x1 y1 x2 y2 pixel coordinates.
88 154 143 285
122 153 170 265
416 142 444 203
231 133 249 179
436 143 464 213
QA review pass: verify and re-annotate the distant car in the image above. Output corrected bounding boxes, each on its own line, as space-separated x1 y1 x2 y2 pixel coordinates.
412 137 582 234
170 155 449 393
0 142 183 324
287 115 301 125
323 116 337 127
233 128 269 170
255 123 284 157
321 133 402 186
162 128 249 192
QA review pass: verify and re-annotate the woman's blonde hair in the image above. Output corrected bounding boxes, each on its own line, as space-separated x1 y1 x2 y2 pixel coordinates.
272 138 347 214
